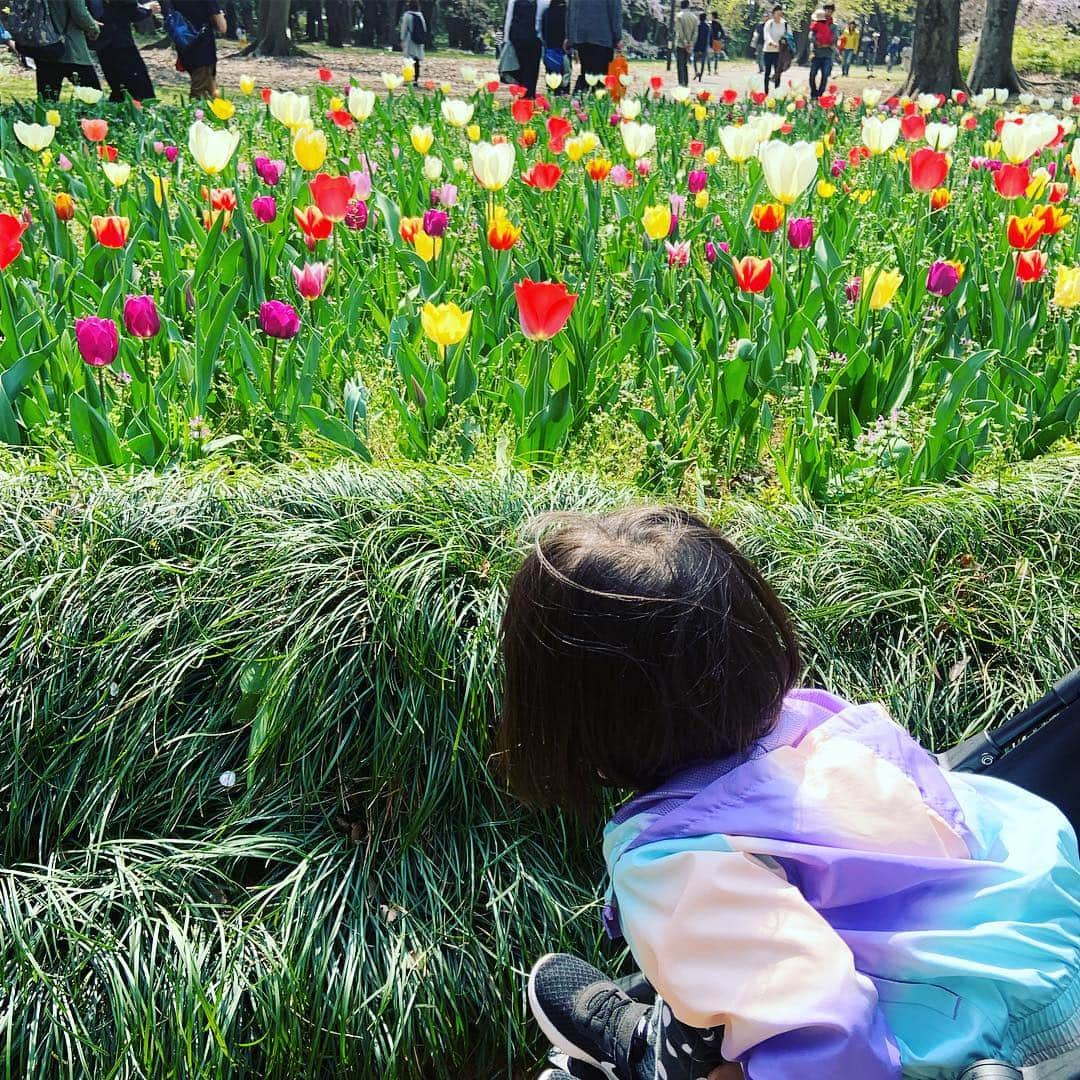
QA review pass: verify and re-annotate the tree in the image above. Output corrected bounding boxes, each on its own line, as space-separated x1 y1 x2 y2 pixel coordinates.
903 0 965 95
325 0 351 46
243 0 295 56
968 0 1022 94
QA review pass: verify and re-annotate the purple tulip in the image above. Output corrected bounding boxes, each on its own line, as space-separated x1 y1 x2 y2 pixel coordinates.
254 156 285 187
344 199 369 230
704 241 718 264
831 158 847 177
259 300 300 340
164 145 179 163
925 260 960 297
687 169 707 194
845 277 862 303
75 316 120 367
1047 162 1057 177
787 216 814 250
123 295 160 339
422 209 449 237
251 195 277 224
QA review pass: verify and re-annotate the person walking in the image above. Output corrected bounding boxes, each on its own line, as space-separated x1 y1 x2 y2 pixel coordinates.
31 0 102 100
399 4 426 82
692 10 709 80
170 0 225 98
565 0 620 96
708 11 726 72
865 29 878 74
886 33 900 71
807 3 837 99
672 0 695 88
539 0 568 93
502 0 539 97
761 5 786 93
89 0 156 102
750 18 764 72
839 18 858 76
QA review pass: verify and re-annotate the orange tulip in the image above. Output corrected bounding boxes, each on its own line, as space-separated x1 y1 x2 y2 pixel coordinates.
293 205 333 245
91 214 130 248
1006 214 1044 250
1033 204 1071 237
908 148 949 192
519 127 538 148
487 206 521 250
586 158 612 181
733 255 773 293
81 117 108 142
751 202 785 233
929 187 950 211
1015 250 1047 283
54 192 75 221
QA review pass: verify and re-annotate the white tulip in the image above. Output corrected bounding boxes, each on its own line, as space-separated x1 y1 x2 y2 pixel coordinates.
1018 92 1034 106
584 72 601 86
620 120 656 158
13 121 54 152
757 139 818 205
924 122 957 150
382 72 404 91
862 88 882 107
719 123 759 163
993 87 1009 103
619 73 633 86
620 97 641 120
188 120 240 176
916 93 939 112
861 115 900 155
469 141 515 190
72 85 103 104
972 90 993 109
269 90 311 130
1071 139 1080 174
545 72 563 90
422 155 443 181
102 161 131 187
460 65 477 84
441 98 474 127
348 86 375 121
1037 96 1055 111
669 85 691 103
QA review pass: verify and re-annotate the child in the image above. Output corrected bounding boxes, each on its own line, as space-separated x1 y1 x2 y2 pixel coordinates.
498 508 1080 1080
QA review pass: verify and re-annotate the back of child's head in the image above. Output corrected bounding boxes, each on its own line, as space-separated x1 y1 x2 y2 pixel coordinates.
497 507 801 813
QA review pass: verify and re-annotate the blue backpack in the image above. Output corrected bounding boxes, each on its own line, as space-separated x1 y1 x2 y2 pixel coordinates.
164 5 204 51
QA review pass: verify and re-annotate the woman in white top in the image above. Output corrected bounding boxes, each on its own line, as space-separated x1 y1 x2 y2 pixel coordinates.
400 5 427 82
761 5 787 92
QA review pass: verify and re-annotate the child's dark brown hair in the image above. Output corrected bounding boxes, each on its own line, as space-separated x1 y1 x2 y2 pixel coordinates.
496 507 801 813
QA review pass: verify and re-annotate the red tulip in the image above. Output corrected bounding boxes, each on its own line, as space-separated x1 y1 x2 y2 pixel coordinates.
546 116 572 142
318 67 333 83
992 163 1030 199
901 114 926 142
722 88 738 105
514 279 578 341
294 205 333 247
309 173 356 222
0 212 26 269
521 162 562 190
1006 214 1043 250
733 255 773 293
261 87 271 103
90 214 129 249
1015 250 1046 283
511 97 535 124
909 148 949 192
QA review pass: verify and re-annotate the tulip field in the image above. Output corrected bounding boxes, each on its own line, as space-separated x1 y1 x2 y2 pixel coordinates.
0 73 1077 498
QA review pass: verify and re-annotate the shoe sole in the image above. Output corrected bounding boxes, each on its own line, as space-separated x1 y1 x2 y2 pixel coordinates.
527 954 620 1080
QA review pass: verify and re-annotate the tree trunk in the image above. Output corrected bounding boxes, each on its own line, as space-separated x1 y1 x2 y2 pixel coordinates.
325 0 350 46
242 0 296 56
968 0 1023 94
903 0 965 95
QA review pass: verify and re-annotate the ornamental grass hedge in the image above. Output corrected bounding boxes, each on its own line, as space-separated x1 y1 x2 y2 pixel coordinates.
1 456 1078 1078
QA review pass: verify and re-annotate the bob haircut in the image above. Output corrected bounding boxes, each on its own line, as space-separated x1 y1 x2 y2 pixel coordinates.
496 507 801 814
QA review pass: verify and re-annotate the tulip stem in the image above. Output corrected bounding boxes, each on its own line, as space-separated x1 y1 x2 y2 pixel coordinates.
269 340 279 408
98 370 107 414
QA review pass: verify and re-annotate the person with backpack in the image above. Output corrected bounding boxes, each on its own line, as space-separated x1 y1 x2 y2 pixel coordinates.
708 11 726 72
10 0 103 100
807 3 837 99
399 4 426 82
692 10 709 81
502 0 540 98
168 0 225 98
88 0 157 102
539 0 568 94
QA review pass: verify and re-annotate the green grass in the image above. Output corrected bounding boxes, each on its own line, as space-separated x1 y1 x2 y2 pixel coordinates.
961 25 1080 79
0 454 1078 1077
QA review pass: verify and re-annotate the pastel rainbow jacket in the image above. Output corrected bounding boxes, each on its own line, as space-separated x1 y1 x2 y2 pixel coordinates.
602 688 1080 1078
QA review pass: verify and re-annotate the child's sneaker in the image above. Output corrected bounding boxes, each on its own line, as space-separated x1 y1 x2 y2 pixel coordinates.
528 954 650 1079
546 1050 610 1079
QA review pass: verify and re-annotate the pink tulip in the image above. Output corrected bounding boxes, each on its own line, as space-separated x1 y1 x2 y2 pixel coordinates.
636 158 651 176
58 153 73 171
259 300 301 338
431 182 458 207
292 262 329 301
669 193 686 218
255 156 285 187
251 195 277 223
787 217 814 250
704 241 718 264
344 200 368 230
123 294 160 338
75 316 119 366
194 108 205 121
687 169 707 194
153 140 165 154
845 277 862 303
164 145 179 163
665 240 691 267
350 169 372 199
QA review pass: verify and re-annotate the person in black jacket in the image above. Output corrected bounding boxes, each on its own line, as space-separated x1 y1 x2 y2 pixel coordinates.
88 0 157 102
503 0 540 99
541 0 567 93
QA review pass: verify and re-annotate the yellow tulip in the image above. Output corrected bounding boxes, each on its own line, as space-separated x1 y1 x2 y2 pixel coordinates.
209 98 235 121
694 189 710 210
293 127 328 172
239 76 255 95
693 103 707 122
704 146 721 165
410 124 434 154
814 140 826 158
849 189 873 205
41 149 52 167
641 204 672 242
1052 265 1080 308
440 82 453 94
102 161 131 187
402 62 415 82
580 131 600 154
421 301 472 353
866 267 903 310
1025 168 1051 200
565 136 587 162
413 232 442 262
984 139 1001 158
46 109 61 128
466 123 481 143
891 146 907 163
151 175 171 207
329 95 344 112
817 180 837 198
